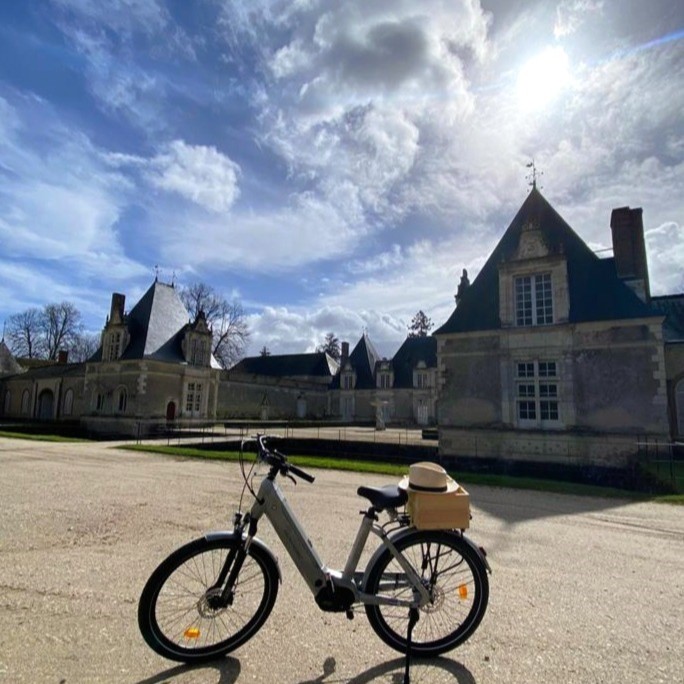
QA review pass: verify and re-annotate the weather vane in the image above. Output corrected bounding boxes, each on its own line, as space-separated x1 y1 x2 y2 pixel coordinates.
526 159 543 189
154 264 160 282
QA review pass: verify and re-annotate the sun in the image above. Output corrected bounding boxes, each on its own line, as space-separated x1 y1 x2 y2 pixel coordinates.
516 46 571 110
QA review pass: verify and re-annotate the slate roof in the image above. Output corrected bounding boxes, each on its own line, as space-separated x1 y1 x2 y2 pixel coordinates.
1 362 85 381
331 333 382 389
90 280 207 364
651 294 684 342
435 187 658 335
391 336 437 388
0 340 23 376
231 352 339 378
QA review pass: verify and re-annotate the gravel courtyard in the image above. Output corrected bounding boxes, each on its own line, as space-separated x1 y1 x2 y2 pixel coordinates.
0 437 682 683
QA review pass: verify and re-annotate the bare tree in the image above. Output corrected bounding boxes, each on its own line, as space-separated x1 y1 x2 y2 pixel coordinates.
5 308 44 358
408 310 433 338
70 331 101 362
6 302 85 360
42 302 83 360
316 332 341 360
179 282 250 369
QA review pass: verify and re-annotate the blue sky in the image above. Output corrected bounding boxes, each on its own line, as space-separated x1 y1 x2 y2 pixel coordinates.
1 0 683 358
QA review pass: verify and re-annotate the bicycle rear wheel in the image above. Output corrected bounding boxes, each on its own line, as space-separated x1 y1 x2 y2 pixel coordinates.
363 530 488 656
138 536 279 663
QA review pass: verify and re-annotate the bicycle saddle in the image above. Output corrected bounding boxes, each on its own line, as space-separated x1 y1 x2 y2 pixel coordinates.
356 485 408 510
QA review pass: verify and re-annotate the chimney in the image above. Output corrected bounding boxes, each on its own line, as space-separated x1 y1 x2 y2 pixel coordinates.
610 207 650 303
109 293 126 325
341 341 349 365
58 350 68 364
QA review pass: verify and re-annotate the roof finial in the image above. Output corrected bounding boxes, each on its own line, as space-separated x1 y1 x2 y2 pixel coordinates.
526 159 543 190
154 264 160 282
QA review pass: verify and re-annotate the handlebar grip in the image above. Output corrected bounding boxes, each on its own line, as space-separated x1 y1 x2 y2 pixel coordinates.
288 463 315 483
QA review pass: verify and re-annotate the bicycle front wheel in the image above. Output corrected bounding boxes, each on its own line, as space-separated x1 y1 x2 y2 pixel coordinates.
138 536 279 663
363 530 489 656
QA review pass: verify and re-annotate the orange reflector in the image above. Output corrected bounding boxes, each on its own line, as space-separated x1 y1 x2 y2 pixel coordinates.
458 584 468 600
184 627 201 639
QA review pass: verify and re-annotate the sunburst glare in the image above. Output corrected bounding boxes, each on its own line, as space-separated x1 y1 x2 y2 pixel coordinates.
517 46 571 110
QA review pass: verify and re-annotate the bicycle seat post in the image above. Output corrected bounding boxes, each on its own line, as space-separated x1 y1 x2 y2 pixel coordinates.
342 508 377 579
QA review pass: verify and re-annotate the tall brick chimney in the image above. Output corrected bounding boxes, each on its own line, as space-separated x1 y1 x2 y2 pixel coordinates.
109 293 126 325
610 207 650 303
341 341 349 365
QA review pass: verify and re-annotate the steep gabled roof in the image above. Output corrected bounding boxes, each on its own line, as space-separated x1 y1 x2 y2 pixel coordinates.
123 281 191 360
331 333 381 389
90 281 194 363
231 352 339 378
391 336 437 388
435 187 656 335
350 333 382 389
0 340 23 376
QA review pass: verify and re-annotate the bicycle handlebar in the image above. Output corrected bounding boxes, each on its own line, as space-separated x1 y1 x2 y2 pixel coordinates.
287 462 315 484
255 435 315 484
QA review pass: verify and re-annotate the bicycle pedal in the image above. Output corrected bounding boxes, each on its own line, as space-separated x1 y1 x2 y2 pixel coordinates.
345 609 354 620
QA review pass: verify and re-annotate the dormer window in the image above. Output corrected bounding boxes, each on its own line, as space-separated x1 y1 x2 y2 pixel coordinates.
104 331 123 361
415 371 430 389
190 338 209 366
379 372 392 389
342 373 354 390
515 273 553 326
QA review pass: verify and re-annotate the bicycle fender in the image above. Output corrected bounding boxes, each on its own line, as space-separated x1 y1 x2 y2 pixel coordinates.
459 532 492 574
204 531 282 582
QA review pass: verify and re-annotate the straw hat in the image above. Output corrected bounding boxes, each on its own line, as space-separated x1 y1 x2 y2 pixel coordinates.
399 461 458 493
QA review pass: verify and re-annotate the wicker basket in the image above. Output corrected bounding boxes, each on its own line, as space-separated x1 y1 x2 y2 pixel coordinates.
407 485 470 530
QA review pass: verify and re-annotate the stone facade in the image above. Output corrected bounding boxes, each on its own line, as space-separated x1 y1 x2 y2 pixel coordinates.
434 188 677 467
329 334 438 426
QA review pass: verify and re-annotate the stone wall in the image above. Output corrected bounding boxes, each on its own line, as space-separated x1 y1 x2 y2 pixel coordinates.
217 373 329 420
437 318 671 465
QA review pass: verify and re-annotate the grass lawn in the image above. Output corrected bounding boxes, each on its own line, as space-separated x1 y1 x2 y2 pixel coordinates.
640 460 684 495
123 443 684 504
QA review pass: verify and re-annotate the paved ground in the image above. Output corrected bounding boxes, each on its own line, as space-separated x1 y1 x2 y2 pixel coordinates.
0 437 682 684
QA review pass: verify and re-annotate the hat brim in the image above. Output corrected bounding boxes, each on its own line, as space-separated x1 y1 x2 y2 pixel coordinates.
399 475 459 493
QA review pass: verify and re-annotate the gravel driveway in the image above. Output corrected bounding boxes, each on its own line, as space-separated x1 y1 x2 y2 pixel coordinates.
0 437 682 683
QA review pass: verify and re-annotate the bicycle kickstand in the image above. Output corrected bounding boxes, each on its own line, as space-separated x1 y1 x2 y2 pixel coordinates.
403 607 420 684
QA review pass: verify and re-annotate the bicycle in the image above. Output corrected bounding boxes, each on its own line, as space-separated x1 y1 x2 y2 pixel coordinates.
138 435 490 681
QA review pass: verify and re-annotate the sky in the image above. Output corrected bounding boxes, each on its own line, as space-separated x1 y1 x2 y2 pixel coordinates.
0 0 683 359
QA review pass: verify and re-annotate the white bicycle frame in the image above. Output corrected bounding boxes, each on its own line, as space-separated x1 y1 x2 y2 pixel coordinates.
246 475 431 608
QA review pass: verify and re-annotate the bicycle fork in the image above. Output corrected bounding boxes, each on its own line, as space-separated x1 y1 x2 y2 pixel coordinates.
208 513 255 608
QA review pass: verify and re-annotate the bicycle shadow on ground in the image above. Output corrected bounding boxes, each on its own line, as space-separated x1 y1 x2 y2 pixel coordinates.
134 657 240 684
298 655 477 684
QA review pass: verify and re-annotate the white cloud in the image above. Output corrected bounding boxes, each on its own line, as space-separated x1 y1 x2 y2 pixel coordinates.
0 95 150 329
0 102 130 260
554 0 604 39
148 140 242 213
646 222 684 294
246 304 406 358
151 190 358 271
51 0 168 35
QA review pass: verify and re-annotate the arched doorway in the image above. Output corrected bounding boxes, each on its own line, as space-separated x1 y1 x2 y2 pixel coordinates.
166 401 176 422
38 389 54 420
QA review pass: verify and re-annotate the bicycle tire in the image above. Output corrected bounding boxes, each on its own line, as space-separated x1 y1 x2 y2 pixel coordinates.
138 536 279 663
363 529 489 656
